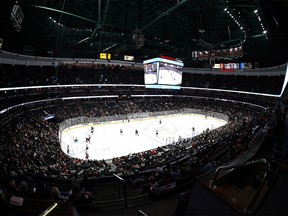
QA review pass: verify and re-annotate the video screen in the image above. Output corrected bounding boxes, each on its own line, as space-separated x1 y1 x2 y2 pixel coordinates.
158 62 182 85
144 62 158 84
143 57 184 87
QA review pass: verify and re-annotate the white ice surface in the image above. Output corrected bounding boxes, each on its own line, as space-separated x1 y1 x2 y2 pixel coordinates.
60 114 227 160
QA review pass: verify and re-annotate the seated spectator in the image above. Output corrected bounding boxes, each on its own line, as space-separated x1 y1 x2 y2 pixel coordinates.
176 167 192 186
17 180 33 197
50 186 64 202
129 170 144 188
149 170 177 195
35 182 51 199
153 170 174 188
199 158 215 174
80 176 95 193
153 167 164 182
141 174 157 193
68 183 97 212
170 165 181 179
68 183 94 202
6 179 18 194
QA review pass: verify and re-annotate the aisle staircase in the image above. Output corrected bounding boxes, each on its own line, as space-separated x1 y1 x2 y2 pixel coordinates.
93 180 153 212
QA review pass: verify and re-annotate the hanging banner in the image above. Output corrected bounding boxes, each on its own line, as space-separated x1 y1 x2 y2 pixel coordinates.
210 50 215 60
199 51 204 61
204 51 210 60
192 51 199 60
229 48 234 59
194 51 198 60
222 49 228 59
234 47 239 58
239 45 243 57
216 50 221 60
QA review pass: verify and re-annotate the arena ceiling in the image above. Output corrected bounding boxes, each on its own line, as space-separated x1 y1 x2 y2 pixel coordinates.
0 0 287 67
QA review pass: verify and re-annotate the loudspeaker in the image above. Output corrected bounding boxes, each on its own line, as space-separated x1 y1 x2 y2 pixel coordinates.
133 30 144 48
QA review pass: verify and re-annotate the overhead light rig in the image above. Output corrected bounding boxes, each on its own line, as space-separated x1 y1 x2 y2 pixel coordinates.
254 9 268 39
223 6 247 43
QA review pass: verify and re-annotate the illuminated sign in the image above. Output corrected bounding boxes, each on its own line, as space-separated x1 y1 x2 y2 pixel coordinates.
220 63 239 72
160 55 176 61
124 55 134 61
100 53 111 60
213 63 221 69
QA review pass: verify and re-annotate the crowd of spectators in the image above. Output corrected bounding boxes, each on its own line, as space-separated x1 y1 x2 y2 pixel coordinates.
0 81 284 212
0 53 286 214
182 73 284 94
1 97 276 182
0 63 285 95
0 63 144 87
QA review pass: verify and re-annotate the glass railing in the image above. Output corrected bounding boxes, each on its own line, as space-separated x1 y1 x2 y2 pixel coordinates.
58 109 229 144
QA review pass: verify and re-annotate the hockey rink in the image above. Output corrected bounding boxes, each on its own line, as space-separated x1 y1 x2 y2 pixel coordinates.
60 114 227 161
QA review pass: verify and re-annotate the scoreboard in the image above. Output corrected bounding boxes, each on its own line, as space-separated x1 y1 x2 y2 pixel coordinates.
143 56 184 89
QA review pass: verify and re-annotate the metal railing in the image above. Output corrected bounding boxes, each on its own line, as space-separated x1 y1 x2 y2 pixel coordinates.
113 174 127 208
138 209 148 216
38 203 58 216
210 158 271 214
210 158 269 188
